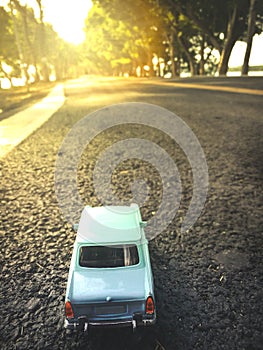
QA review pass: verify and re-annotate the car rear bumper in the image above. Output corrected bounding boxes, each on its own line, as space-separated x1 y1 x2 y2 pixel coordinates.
64 314 156 331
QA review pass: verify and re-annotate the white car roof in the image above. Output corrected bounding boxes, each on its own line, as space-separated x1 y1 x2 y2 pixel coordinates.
76 204 145 244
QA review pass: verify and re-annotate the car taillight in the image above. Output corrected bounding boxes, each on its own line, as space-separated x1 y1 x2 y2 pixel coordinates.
65 301 74 319
145 296 155 315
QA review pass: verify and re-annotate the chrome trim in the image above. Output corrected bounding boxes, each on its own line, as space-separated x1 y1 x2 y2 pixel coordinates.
89 320 132 326
64 319 80 329
142 315 156 325
64 313 156 330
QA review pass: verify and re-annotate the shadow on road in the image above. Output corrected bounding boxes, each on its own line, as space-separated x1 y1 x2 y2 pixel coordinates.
63 327 163 350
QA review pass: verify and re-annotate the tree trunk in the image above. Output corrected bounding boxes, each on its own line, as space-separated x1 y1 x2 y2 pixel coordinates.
146 50 154 77
0 62 13 88
170 27 195 76
218 37 237 76
199 35 205 75
176 32 196 76
12 0 41 82
41 58 50 82
21 5 40 81
169 32 176 77
10 0 30 91
36 0 47 79
218 2 238 75
241 0 256 75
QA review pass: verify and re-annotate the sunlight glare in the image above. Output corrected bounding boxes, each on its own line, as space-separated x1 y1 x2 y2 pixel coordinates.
229 33 263 68
42 0 93 45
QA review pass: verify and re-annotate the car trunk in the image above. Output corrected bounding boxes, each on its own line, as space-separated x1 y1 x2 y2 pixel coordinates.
69 267 146 318
70 267 146 302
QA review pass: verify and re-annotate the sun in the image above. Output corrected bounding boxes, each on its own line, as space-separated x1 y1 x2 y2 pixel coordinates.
42 0 93 45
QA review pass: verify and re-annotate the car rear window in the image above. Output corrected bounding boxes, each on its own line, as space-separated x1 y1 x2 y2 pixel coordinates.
79 245 139 268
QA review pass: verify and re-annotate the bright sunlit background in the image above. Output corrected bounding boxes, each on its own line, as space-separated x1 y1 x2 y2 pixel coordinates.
42 0 93 45
0 0 262 70
41 0 263 67
229 33 263 68
0 0 93 44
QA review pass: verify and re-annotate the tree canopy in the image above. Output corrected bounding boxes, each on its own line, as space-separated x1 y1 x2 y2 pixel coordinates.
83 0 263 76
1 0 263 86
0 0 81 86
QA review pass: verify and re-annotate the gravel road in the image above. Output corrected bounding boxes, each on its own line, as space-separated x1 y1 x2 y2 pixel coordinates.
1 77 262 349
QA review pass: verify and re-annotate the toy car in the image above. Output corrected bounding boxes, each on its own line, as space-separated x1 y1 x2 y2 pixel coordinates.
64 204 156 332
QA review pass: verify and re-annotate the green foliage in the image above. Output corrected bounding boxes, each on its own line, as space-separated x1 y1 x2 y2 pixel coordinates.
91 0 263 76
0 7 17 63
0 1 82 85
2 0 263 81
83 1 166 75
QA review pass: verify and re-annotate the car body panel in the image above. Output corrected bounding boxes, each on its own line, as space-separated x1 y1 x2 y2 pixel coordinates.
64 204 156 331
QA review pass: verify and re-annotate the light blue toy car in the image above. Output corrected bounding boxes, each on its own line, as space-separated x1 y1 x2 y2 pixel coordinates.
64 204 156 332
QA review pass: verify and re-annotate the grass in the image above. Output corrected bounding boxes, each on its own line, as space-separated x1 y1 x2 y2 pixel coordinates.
228 65 263 72
0 81 57 121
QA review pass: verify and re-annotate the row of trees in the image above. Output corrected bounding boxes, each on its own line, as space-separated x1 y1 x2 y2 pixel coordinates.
0 0 80 87
1 0 263 84
83 0 263 76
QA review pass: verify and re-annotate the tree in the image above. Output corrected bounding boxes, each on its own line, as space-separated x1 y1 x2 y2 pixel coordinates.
242 0 257 75
83 5 130 75
217 0 250 75
84 2 165 76
165 0 251 75
94 0 228 75
0 6 18 86
10 0 39 82
0 0 83 86
86 0 263 77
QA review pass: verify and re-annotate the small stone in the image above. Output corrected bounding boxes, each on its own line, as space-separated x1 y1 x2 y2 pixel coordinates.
26 298 40 312
168 258 177 267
